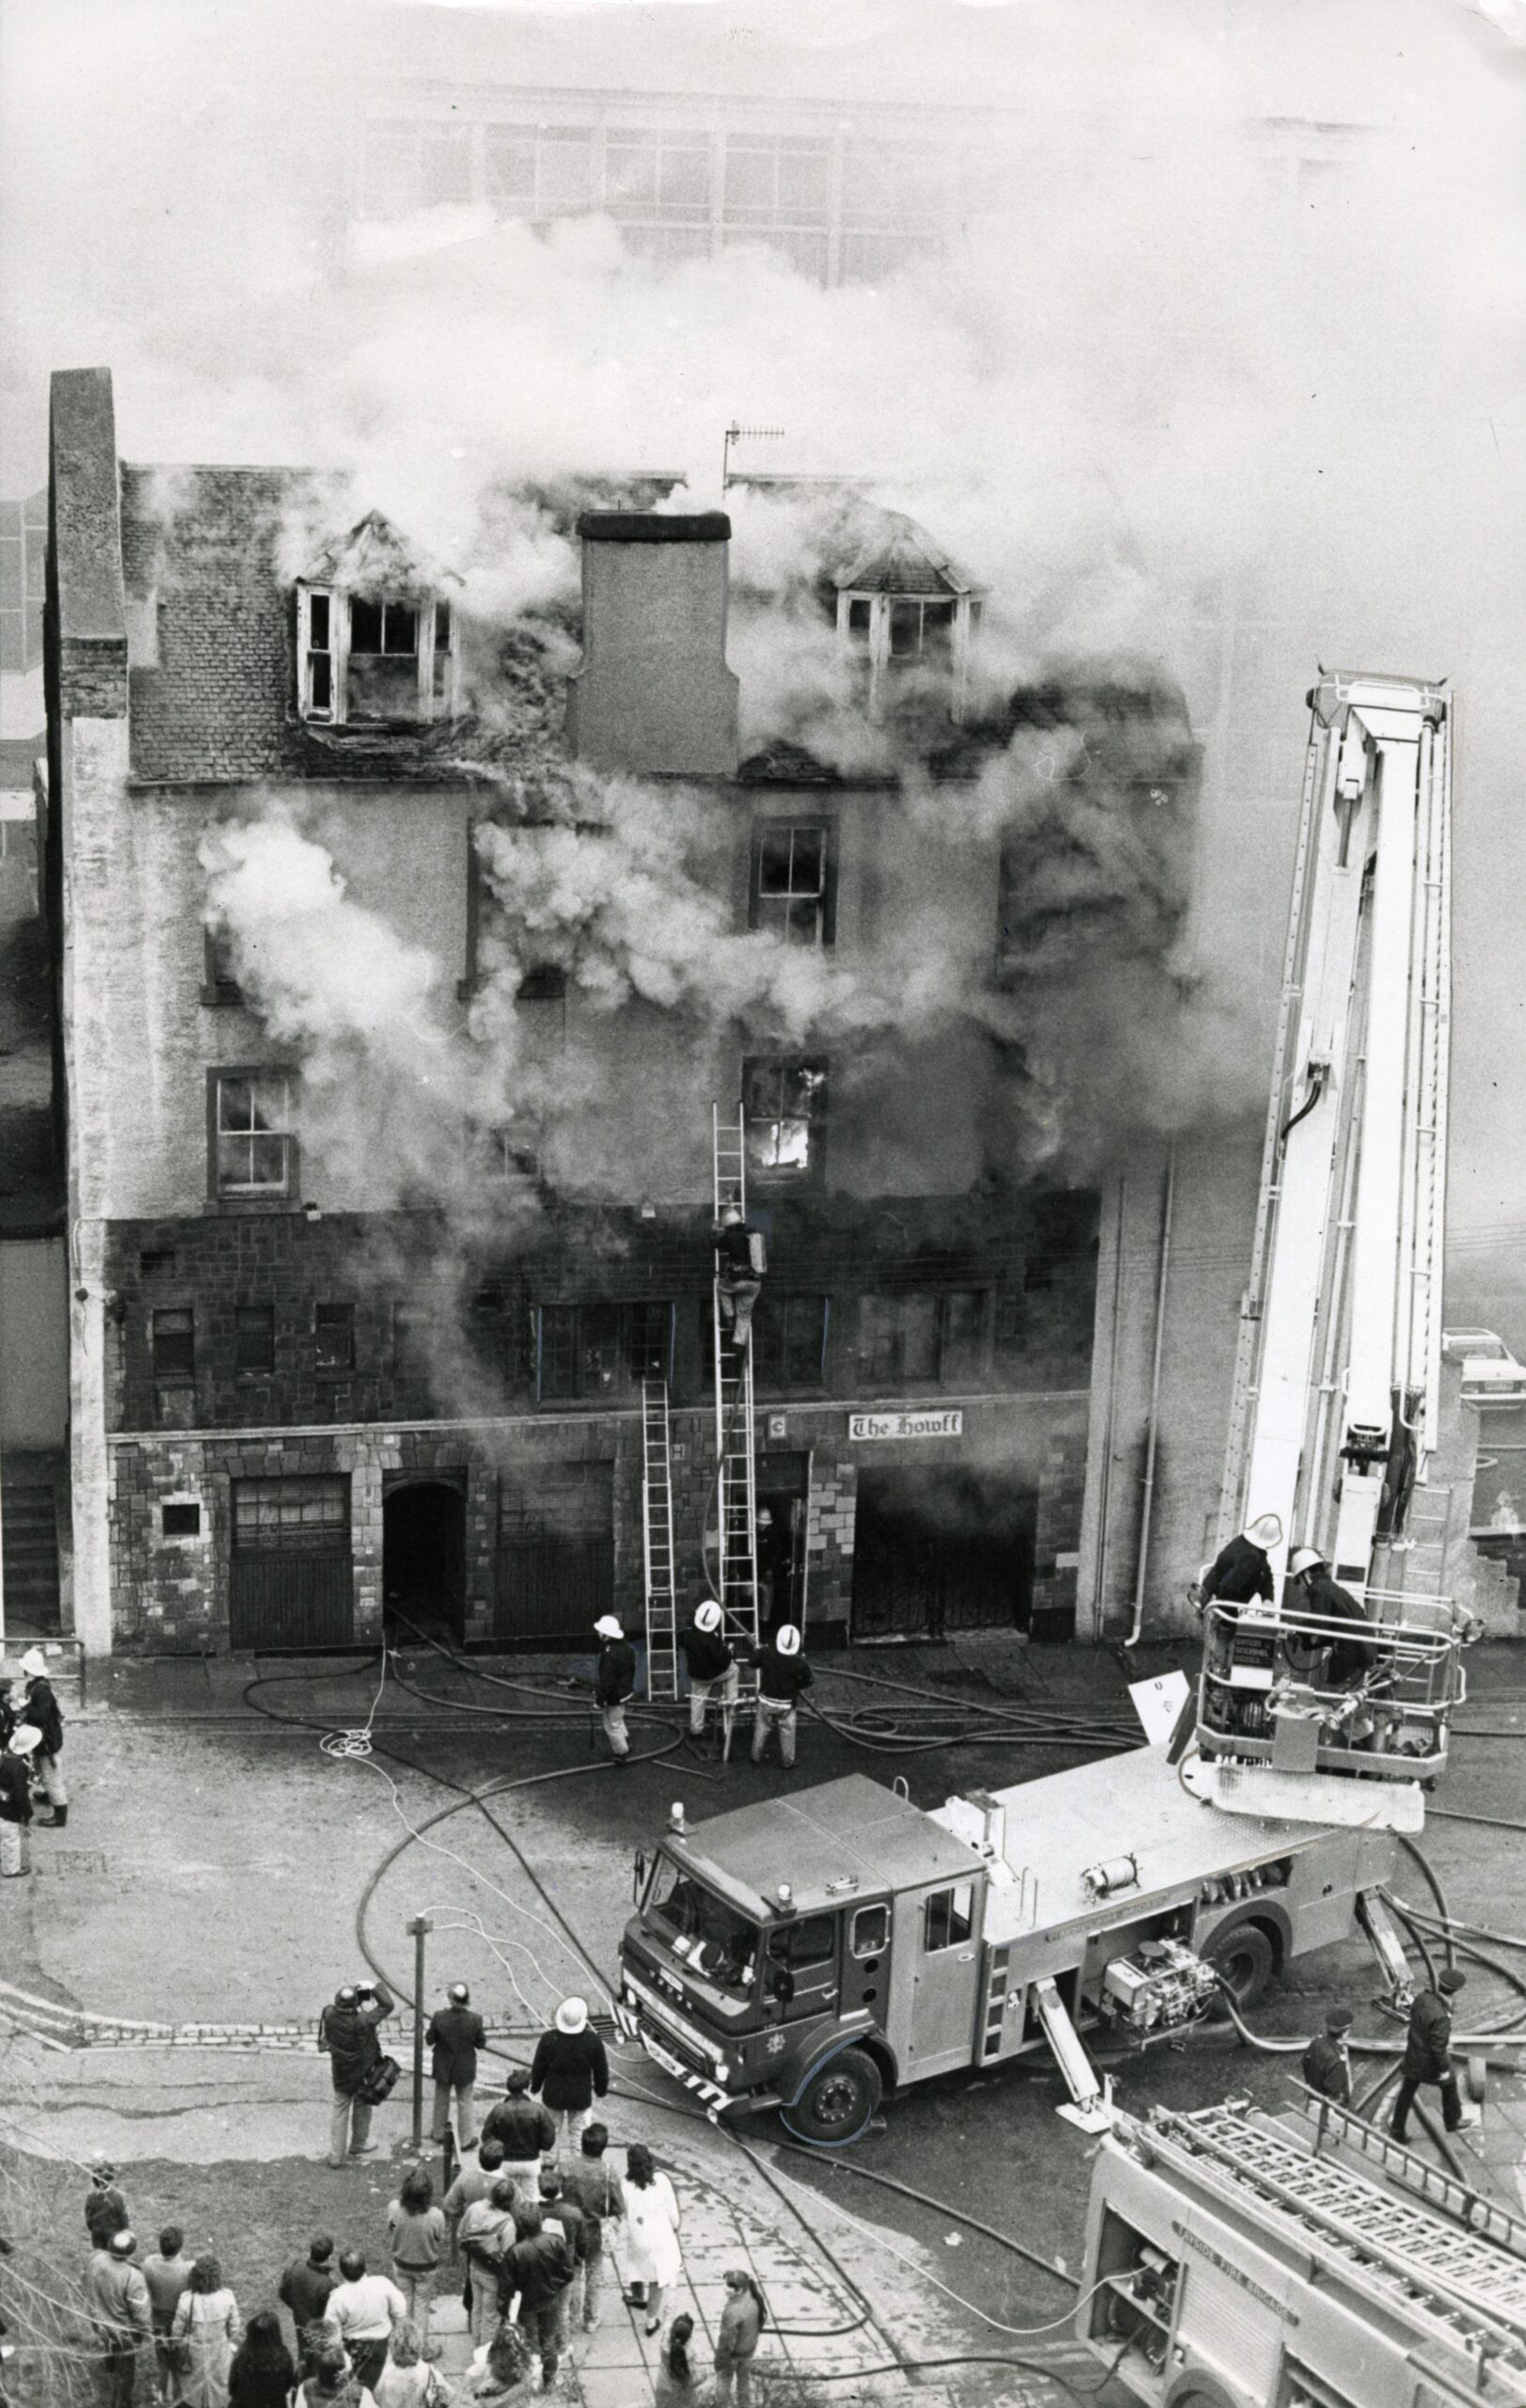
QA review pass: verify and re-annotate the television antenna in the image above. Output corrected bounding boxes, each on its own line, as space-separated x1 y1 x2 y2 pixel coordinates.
722 422 785 492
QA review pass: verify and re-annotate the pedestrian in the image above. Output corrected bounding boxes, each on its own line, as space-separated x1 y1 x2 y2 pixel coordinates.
592 1616 636 1765
18 1648 67 1827
621 2146 683 2338
0 1723 38 1879
386 2166 446 2357
560 2124 624 2333
481 2071 554 2199
496 2203 573 2395
372 2319 453 2408
1391 1966 1480 2143
714 1202 765 1349
85 2155 131 2248
457 2180 518 2349
326 2252 405 2397
749 1624 812 1767
279 2234 341 2375
88 2227 152 2408
443 2139 505 2249
426 1983 485 2150
171 2253 245 2408
530 1997 610 2162
228 2307 298 2408
142 2223 194 2404
299 2343 374 2408
654 2312 696 2403
535 2164 587 2325
676 1603 737 1753
1301 2006 1356 2106
711 2269 767 2404
318 1976 396 2167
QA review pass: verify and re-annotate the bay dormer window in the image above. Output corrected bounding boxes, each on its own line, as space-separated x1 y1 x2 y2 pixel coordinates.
834 512 978 722
295 511 459 726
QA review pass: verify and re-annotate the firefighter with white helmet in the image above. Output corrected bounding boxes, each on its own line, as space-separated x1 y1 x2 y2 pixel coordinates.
1197 1513 1282 1619
676 1599 738 1752
749 1624 813 1768
1285 1545 1380 1691
714 1199 766 1350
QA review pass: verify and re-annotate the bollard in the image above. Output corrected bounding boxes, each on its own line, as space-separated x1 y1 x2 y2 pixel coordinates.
407 1915 433 2152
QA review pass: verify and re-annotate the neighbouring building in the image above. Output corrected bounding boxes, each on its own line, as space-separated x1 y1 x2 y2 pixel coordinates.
48 366 1211 1659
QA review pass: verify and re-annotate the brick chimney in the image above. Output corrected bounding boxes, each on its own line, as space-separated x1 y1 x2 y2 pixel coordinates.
566 511 739 778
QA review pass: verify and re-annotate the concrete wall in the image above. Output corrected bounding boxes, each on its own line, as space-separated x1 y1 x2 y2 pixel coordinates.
0 1238 68 1446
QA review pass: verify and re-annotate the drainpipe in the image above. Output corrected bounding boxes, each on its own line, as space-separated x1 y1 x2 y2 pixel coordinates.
1090 1169 1126 1641
1124 1142 1176 1648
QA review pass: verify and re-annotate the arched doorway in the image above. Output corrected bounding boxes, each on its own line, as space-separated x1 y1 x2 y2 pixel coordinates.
383 1476 467 1645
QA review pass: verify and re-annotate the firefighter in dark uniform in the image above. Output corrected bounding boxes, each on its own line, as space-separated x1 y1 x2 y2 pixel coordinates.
1198 1513 1282 1618
1391 1967 1479 2141
1286 1547 1378 1685
1301 2004 1355 2104
714 1204 765 1349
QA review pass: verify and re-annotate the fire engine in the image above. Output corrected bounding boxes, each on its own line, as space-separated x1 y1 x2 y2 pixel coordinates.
1076 2092 1526 2408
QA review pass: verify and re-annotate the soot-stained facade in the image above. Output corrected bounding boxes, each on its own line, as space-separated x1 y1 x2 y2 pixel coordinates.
47 368 1200 1658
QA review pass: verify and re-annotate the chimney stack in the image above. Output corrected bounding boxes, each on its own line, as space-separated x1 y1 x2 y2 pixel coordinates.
566 512 739 778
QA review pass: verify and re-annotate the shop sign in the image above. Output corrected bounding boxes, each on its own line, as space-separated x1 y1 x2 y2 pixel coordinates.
848 1408 963 1442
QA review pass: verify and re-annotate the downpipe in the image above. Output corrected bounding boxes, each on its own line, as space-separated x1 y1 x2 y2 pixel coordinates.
1125 1142 1176 1647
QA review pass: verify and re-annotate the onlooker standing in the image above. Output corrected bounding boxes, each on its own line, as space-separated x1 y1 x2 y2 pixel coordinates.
456 2180 519 2349
535 2165 587 2351
676 1605 737 1751
85 2158 130 2249
299 2343 376 2408
530 1998 610 2163
386 2166 447 2357
142 2224 193 2405
592 1617 636 1765
0 1664 17 1750
87 2228 151 2408
495 2204 573 2395
372 2319 453 2408
1392 1966 1480 2143
442 2140 504 2258
749 1626 812 1768
18 1649 67 1827
481 2072 554 2200
326 2252 405 2396
458 2323 532 2403
171 2253 245 2408
318 1977 396 2167
712 2269 767 2404
426 1983 485 2150
561 2124 625 2333
621 2146 683 2338
1301 2005 1355 2105
228 2308 298 2408
654 2313 697 2403
0 1723 38 1878
278 2235 340 2375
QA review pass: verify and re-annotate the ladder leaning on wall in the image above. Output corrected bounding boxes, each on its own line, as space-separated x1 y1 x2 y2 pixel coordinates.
711 1103 762 1696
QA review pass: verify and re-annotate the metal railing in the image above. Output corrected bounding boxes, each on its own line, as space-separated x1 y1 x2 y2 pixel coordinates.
1195 1594 1472 1780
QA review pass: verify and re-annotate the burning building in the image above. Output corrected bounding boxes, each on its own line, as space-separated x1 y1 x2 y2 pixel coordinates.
43 364 1204 1661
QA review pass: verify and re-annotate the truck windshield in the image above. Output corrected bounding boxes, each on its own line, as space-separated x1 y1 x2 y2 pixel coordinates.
645 1858 760 1993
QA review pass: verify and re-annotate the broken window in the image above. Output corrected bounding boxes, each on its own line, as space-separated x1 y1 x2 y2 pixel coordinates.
888 597 955 664
314 1302 355 1373
297 580 457 728
347 597 421 721
151 1307 195 1384
235 1306 276 1377
534 1302 675 1402
743 1058 827 1179
214 1072 294 1198
751 823 834 948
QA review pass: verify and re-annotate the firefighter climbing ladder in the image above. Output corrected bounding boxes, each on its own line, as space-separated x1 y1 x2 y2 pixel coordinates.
642 1377 678 1700
712 1103 761 1688
1150 2100 1526 2370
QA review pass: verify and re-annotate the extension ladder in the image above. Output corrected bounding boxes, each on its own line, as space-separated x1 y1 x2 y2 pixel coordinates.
712 1103 761 1690
642 1377 679 1700
1152 2101 1526 2365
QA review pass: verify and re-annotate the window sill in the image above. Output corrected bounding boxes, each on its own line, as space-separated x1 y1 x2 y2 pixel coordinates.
200 985 246 1008
209 1196 299 1215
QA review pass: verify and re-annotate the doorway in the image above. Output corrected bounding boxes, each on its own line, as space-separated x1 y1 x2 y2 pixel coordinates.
383 1477 467 1645
850 1464 1035 1642
755 1450 810 1640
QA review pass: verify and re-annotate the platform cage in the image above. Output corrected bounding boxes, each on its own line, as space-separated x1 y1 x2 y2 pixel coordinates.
1195 1590 1472 1785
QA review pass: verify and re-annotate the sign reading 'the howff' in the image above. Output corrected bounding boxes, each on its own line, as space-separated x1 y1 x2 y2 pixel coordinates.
848 1409 964 1442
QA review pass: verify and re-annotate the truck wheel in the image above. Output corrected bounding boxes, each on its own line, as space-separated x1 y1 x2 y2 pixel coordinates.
1201 1923 1276 2020
781 2047 882 2146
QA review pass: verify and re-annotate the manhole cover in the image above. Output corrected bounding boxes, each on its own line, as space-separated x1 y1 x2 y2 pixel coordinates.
34 1849 108 1876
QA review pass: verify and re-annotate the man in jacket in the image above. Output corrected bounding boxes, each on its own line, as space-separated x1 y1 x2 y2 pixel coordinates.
317 1975 395 2167
677 1602 737 1752
325 2250 405 2394
458 2178 520 2349
278 2233 339 2374
530 1997 610 2162
750 1624 812 1767
1391 1967 1479 2141
593 1616 636 1766
1285 1547 1381 1687
1197 1513 1281 1620
496 2204 573 2394
87 2228 151 2408
0 1723 38 1879
482 2069 555 2199
84 2158 130 2249
1300 2004 1355 2105
561 2123 624 2333
427 1980 485 2147
19 1649 67 1827
443 2137 506 2251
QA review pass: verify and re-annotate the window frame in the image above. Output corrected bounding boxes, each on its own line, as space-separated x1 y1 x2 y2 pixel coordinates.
314 1301 356 1376
208 1069 297 1207
151 1306 196 1386
856 1290 991 1390
234 1304 276 1380
922 1881 976 1955
748 818 837 950
533 1301 676 1404
201 926 244 1007
850 1902 890 1959
296 584 457 727
750 1291 831 1394
742 1055 829 1185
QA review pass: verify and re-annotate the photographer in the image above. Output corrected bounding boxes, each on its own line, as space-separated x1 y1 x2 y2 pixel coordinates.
317 1976 395 2167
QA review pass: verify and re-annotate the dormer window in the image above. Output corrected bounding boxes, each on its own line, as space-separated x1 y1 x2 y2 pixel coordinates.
295 511 459 727
833 512 978 722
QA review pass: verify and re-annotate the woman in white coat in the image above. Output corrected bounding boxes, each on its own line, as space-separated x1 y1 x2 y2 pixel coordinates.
620 2145 683 2337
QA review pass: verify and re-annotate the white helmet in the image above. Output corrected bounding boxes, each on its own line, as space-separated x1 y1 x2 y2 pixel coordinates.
775 1624 802 1657
1246 1513 1283 1550
1288 1545 1325 1577
8 1724 41 1755
694 1602 723 1636
593 1615 624 1640
19 1648 48 1680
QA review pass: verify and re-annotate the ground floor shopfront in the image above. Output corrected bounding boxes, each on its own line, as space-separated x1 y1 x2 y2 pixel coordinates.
102 1389 1089 1656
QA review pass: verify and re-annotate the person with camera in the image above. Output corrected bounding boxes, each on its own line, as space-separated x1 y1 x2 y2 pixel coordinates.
318 1976 396 2167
